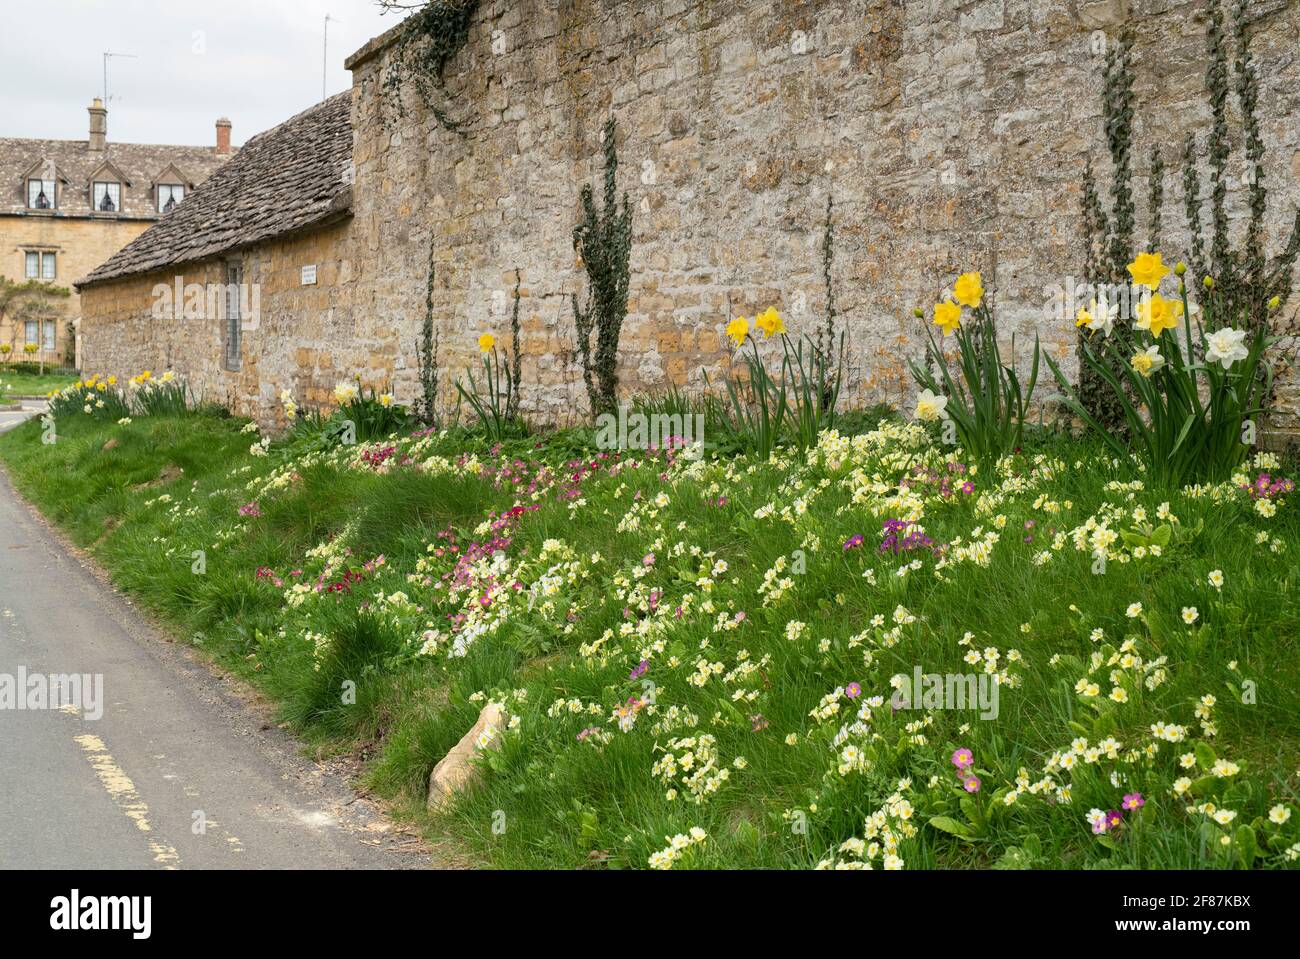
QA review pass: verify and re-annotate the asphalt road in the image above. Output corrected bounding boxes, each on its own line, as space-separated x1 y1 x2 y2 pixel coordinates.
0 426 430 869
0 399 45 435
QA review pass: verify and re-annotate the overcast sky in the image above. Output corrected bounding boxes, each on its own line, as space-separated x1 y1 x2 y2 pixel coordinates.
1 0 413 148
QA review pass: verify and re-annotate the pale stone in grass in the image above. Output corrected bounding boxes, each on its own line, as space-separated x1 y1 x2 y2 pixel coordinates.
427 702 505 812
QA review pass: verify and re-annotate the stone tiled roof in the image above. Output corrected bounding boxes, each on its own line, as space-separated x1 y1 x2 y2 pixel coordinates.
78 92 353 288
0 137 230 220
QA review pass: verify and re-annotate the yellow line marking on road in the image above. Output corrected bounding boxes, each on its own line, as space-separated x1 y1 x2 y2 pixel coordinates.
72 733 181 869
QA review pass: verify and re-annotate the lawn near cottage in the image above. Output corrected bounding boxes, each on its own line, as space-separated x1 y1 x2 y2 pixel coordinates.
2 392 1297 870
0 367 79 400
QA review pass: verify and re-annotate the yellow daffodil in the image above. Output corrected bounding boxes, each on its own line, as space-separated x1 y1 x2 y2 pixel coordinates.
107 375 117 385
379 393 394 408
1127 252 1170 290
478 333 496 353
1075 306 1093 328
953 271 983 309
1134 293 1183 338
754 307 785 338
726 316 749 347
933 300 962 337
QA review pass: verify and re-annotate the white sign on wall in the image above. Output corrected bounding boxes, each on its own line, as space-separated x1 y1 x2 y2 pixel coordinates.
301 264 317 285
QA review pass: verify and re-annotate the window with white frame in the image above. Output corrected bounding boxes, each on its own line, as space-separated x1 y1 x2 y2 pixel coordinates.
24 251 56 280
93 180 121 212
26 178 55 209
24 320 37 345
158 183 184 213
42 320 56 351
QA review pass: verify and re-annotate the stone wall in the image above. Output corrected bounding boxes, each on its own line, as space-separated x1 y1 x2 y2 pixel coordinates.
345 0 1300 437
77 0 1300 439
79 220 364 422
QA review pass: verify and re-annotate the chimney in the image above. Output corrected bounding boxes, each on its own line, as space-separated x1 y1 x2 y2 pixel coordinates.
215 117 232 155
88 98 107 152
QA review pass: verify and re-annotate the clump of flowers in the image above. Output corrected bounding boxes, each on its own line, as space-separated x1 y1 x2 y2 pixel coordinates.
1242 473 1293 500
648 827 707 870
951 746 980 792
879 518 936 556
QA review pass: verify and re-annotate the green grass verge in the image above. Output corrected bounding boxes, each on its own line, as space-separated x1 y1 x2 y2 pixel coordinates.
2 408 1298 870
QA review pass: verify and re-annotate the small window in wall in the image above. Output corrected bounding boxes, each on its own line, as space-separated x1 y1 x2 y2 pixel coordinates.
158 183 184 213
24 320 37 345
27 178 55 209
42 321 56 351
224 262 242 371
24 251 56 279
93 181 121 212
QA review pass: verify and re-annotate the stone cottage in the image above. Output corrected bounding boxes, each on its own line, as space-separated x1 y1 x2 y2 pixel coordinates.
78 0 1300 439
78 93 356 414
1 99 232 366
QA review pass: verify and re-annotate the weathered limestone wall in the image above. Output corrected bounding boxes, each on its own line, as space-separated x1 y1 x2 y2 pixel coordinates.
80 220 361 422
347 0 1300 436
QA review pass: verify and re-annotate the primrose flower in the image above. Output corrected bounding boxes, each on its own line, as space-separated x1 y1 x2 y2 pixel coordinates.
914 388 949 422
963 775 982 793
1208 569 1224 589
951 748 974 770
843 534 865 551
952 271 983 309
1134 293 1183 338
845 682 862 700
1130 345 1165 378
1127 251 1170 290
933 300 961 337
478 332 496 352
726 316 749 347
1204 327 1248 369
1122 792 1145 811
1182 607 1199 625
1269 805 1291 825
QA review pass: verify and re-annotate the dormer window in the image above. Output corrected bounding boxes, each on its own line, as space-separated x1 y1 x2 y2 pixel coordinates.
158 183 184 213
27 178 55 209
93 181 121 212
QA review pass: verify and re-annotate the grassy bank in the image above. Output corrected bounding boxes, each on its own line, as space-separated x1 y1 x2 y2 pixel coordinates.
2 406 1298 870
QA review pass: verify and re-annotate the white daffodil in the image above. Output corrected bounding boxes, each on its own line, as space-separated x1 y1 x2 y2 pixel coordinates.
1130 345 1165 378
1204 327 1248 369
914 388 949 422
1086 292 1119 337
